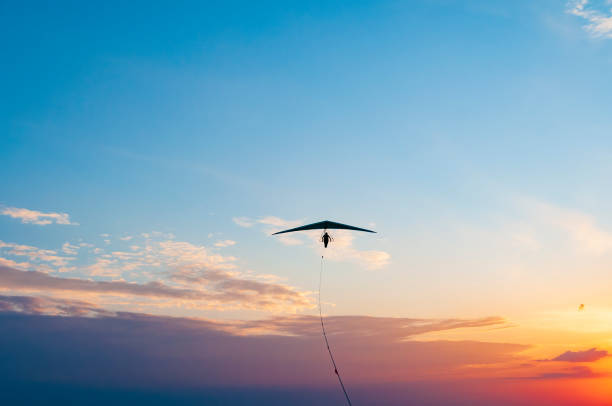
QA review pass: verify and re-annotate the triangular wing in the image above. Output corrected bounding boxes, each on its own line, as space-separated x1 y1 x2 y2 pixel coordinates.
272 220 376 235
323 220 376 233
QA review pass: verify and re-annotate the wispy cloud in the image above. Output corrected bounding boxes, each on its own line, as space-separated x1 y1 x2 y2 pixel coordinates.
315 230 390 269
0 257 31 270
517 365 602 380
0 259 313 313
234 216 304 245
61 242 79 255
85 257 123 277
0 240 74 269
0 265 205 299
214 239 236 248
518 199 612 255
257 216 302 228
0 206 77 226
551 348 609 362
0 295 112 317
258 216 305 246
234 314 508 338
233 217 255 227
155 239 236 269
567 0 612 38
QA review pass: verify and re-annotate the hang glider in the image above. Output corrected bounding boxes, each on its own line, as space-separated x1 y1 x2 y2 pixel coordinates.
272 220 375 235
273 221 378 405
273 220 376 248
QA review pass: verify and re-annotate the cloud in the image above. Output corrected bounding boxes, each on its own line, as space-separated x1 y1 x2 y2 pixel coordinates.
0 295 510 341
0 206 77 225
234 314 508 338
567 0 612 38
522 199 612 254
510 348 609 380
214 239 236 248
551 348 609 362
0 240 73 268
0 264 313 312
0 305 522 389
85 257 123 277
245 216 305 245
0 295 112 317
257 216 302 228
0 257 31 270
0 265 203 298
1 230 317 313
518 365 602 380
61 242 79 255
155 240 236 269
82 235 239 277
169 267 313 311
233 217 255 227
0 301 593 405
317 230 390 269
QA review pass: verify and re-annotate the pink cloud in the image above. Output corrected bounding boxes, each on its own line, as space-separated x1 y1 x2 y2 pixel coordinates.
0 265 312 312
552 348 609 363
1 206 77 225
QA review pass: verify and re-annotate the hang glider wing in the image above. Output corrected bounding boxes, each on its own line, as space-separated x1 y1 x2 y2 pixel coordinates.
272 220 376 235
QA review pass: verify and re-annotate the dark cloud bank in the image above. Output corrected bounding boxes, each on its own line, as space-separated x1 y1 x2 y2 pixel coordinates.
0 294 584 406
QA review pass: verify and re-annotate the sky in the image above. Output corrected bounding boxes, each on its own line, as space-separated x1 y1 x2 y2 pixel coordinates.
2 0 612 404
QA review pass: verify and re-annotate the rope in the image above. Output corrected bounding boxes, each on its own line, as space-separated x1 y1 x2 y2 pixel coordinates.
319 255 353 406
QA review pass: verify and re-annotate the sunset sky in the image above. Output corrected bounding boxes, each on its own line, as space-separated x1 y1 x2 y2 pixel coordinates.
2 1 612 404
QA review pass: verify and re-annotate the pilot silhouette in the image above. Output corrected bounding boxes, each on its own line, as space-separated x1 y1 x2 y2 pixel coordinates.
322 232 333 248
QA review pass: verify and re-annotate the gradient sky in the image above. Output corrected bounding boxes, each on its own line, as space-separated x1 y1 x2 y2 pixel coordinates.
2 1 612 404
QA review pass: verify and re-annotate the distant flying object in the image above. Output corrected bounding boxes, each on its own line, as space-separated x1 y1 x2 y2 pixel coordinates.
579 304 585 311
273 219 377 406
273 220 376 248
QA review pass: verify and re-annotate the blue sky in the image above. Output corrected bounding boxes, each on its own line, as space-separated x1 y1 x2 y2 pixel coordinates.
3 0 612 325
4 0 612 318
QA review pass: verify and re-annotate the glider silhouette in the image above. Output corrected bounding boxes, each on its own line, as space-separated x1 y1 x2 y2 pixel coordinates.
273 220 375 248
273 220 377 406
